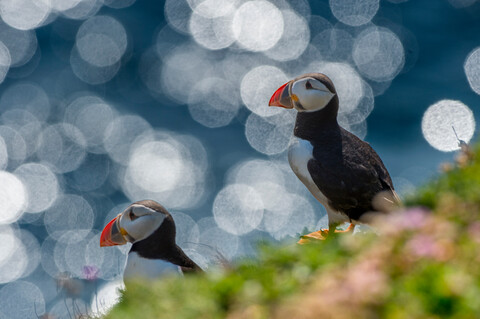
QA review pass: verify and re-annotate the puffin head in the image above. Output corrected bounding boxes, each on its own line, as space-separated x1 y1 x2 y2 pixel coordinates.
100 200 174 247
268 73 337 113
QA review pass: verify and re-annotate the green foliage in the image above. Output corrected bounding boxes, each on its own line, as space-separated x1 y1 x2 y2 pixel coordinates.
412 144 480 209
105 146 480 319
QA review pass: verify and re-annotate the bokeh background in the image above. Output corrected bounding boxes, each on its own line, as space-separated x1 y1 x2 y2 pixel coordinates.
0 0 478 317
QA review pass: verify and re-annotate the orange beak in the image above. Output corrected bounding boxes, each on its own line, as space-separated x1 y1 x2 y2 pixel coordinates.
268 81 294 109
100 215 128 247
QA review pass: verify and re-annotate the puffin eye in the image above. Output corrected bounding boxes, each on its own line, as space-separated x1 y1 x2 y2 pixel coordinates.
129 211 138 221
305 80 313 90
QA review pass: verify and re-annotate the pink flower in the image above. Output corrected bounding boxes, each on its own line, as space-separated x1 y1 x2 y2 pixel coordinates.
468 222 480 243
397 208 429 231
407 234 436 257
82 265 99 281
406 234 452 261
377 207 431 235
347 259 387 302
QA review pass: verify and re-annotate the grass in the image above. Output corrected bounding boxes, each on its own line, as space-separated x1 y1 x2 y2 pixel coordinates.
105 144 480 319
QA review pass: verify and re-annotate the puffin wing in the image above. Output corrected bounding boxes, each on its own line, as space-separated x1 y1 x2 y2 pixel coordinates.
307 134 395 219
306 157 380 212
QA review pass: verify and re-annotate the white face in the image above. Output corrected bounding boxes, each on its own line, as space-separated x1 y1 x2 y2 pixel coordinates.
117 204 166 243
290 77 335 112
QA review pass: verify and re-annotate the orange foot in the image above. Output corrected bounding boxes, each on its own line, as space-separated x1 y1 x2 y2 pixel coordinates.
297 224 355 244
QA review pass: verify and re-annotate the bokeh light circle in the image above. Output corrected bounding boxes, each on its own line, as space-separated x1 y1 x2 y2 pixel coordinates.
59 231 97 277
311 27 353 63
171 211 200 248
76 33 122 67
329 0 379 26
213 184 264 235
49 0 82 12
164 0 192 34
44 194 94 241
0 137 7 170
160 44 214 103
0 82 50 122
122 131 208 210
0 0 51 31
1 109 42 160
0 225 18 267
422 99 475 152
188 0 237 18
70 45 122 85
188 77 241 128
76 15 127 67
86 233 129 280
61 0 103 20
0 226 31 284
241 65 289 116
245 111 296 155
264 10 310 62
103 115 153 165
0 41 11 83
0 281 45 319
71 154 110 192
337 80 374 124
0 125 27 165
127 141 185 193
0 23 37 67
464 47 480 95
353 27 405 82
228 158 285 188
232 1 284 52
199 225 239 260
37 123 87 174
189 11 235 50
0 237 27 284
16 229 41 278
0 171 26 224
14 163 59 213
268 194 316 240
64 95 116 153
123 135 208 210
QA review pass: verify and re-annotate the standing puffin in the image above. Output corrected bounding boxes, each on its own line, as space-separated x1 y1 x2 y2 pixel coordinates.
268 73 399 242
100 200 201 278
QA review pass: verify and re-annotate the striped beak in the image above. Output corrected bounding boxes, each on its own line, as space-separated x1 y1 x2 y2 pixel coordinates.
100 215 128 247
268 81 294 109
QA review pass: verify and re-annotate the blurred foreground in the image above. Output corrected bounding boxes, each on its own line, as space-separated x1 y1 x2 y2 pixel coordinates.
106 144 480 319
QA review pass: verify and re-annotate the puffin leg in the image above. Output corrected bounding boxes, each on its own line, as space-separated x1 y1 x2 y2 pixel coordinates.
297 223 355 244
297 224 337 244
334 223 355 233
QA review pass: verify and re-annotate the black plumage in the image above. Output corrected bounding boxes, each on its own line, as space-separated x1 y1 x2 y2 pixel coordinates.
293 74 395 222
129 200 202 273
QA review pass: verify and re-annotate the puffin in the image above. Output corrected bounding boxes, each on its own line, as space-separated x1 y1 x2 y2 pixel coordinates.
100 200 202 278
268 73 399 242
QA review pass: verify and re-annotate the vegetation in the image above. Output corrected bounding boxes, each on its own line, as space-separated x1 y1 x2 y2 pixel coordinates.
105 144 480 319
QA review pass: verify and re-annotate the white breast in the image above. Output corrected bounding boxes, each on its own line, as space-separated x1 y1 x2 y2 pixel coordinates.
288 137 349 225
123 252 182 280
